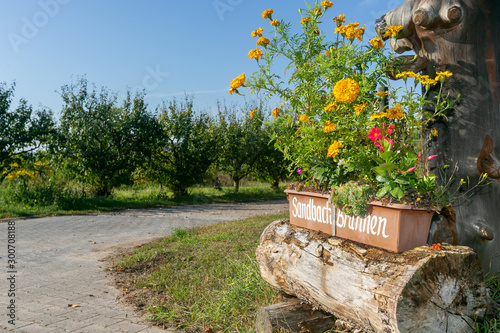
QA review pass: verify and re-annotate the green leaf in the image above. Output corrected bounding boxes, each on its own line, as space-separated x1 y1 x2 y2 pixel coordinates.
391 186 405 200
377 185 391 198
378 163 396 172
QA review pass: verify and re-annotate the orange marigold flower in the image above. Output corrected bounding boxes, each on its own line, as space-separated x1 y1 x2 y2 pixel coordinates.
229 87 237 95
333 78 360 103
385 104 404 120
429 243 443 251
300 17 311 25
299 114 309 123
230 73 246 89
369 37 384 49
257 36 270 46
327 141 344 159
262 9 273 19
354 101 367 115
333 14 345 27
436 71 453 82
383 25 403 38
248 48 264 60
251 27 264 37
272 108 280 117
270 19 280 26
250 109 258 117
375 90 389 97
323 121 337 133
320 0 333 9
324 102 338 112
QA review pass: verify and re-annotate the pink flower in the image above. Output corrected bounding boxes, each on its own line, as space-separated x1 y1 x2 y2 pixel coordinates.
296 167 302 174
427 155 438 160
368 128 382 143
387 124 395 136
418 152 422 159
405 166 416 173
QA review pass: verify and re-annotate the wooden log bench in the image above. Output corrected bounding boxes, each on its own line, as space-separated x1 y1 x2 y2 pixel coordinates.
256 220 496 333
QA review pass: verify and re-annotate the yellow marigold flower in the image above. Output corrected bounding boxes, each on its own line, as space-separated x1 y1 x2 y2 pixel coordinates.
384 25 403 38
251 27 264 37
354 101 367 115
333 14 345 27
324 47 336 56
417 75 438 86
299 114 309 123
270 19 280 27
431 127 438 137
272 108 280 117
230 73 246 89
385 104 404 120
436 71 453 82
369 37 384 49
375 90 389 97
257 36 270 46
327 141 344 159
395 71 417 79
333 78 360 103
323 121 337 133
229 87 237 95
248 48 264 60
300 17 311 25
250 109 258 117
262 9 273 19
320 0 333 9
324 102 337 112
370 112 386 120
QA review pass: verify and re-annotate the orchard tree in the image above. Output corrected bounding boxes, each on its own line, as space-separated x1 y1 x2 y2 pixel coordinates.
0 82 54 180
56 79 159 196
151 97 218 196
216 104 267 192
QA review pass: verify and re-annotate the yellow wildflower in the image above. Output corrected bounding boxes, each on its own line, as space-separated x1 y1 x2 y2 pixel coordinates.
248 48 264 60
383 25 403 38
229 87 237 95
327 141 344 159
370 112 386 120
324 47 335 56
270 19 280 27
323 121 337 133
230 73 246 89
300 17 311 25
262 9 273 19
320 1 333 9
333 14 345 27
333 78 360 103
324 102 337 112
299 114 309 123
431 128 439 137
436 71 453 82
395 71 417 79
251 27 263 37
257 36 270 46
385 104 404 120
272 108 280 117
375 90 389 97
354 101 367 115
369 37 384 49
417 75 438 86
250 109 258 117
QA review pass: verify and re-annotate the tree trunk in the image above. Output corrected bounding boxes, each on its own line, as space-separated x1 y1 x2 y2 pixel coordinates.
256 220 494 333
233 178 240 192
377 0 500 273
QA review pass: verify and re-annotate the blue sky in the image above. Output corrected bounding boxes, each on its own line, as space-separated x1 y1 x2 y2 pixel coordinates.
0 0 404 116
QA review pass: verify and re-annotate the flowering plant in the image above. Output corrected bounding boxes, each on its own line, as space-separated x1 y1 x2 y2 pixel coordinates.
230 1 457 214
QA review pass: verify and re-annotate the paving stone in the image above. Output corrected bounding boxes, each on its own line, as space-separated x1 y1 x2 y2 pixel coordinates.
0 201 288 332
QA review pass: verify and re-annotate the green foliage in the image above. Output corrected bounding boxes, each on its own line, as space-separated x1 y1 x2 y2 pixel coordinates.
0 82 54 179
216 104 268 192
56 78 159 196
332 181 374 217
151 97 218 196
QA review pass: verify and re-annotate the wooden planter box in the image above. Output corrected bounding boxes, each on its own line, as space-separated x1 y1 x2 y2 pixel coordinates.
285 189 434 253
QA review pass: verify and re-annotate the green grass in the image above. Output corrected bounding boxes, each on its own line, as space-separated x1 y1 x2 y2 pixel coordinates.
113 213 288 332
476 273 500 332
0 183 287 218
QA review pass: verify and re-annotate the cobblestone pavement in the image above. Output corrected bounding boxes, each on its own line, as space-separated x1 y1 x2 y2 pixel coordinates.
0 200 289 332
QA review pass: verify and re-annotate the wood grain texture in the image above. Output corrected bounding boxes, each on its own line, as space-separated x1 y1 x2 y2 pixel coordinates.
256 220 493 333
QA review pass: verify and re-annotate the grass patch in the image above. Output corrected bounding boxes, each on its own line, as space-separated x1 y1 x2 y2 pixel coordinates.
112 213 288 332
0 184 287 218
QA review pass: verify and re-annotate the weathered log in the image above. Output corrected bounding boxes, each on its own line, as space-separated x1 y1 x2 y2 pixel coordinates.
256 220 494 333
255 299 336 333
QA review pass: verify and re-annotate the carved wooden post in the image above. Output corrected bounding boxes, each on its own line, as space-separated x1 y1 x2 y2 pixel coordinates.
377 0 500 273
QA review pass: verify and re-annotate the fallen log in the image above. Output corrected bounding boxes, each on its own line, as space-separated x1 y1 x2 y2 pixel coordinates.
255 299 336 333
256 220 494 333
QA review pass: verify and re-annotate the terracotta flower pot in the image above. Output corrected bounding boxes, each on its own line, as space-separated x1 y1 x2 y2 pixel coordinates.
285 189 434 253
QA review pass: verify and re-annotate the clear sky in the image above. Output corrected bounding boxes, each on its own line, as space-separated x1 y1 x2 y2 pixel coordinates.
0 0 405 117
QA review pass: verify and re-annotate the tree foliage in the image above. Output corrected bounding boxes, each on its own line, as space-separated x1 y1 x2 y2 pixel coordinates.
0 82 54 180
152 97 218 196
56 79 159 196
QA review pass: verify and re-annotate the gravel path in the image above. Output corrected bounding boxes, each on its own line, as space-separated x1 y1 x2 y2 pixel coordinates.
0 200 288 332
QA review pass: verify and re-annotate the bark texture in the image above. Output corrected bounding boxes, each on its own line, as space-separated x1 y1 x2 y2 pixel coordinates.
377 0 500 273
256 220 493 333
